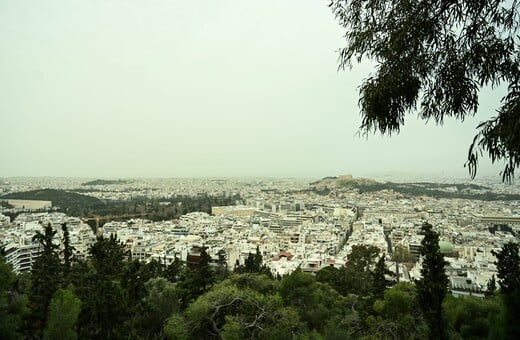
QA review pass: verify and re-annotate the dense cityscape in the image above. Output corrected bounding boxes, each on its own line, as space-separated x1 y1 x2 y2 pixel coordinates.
3 0 520 338
1 175 519 338
2 176 519 288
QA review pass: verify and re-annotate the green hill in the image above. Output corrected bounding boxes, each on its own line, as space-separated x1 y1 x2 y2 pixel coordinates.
1 189 103 213
82 179 130 186
310 176 520 201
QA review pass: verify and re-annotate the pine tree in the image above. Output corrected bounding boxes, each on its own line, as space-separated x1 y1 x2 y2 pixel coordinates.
416 223 448 340
43 286 81 340
340 245 379 296
77 234 128 338
89 233 126 277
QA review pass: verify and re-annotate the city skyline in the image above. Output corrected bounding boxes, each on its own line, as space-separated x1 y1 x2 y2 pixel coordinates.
1 1 507 179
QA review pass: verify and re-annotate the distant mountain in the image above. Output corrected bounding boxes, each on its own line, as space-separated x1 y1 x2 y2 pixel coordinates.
82 179 129 186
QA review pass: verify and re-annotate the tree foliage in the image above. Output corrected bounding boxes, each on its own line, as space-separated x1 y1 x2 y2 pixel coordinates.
177 246 215 308
137 277 181 338
61 223 74 280
492 242 520 338
0 256 29 339
443 294 504 340
236 246 272 278
367 282 428 339
485 274 497 298
330 0 520 181
164 313 189 340
43 286 81 340
339 245 380 297
394 245 413 264
244 246 263 274
89 233 126 277
493 242 520 296
372 255 388 299
29 223 61 335
8 226 517 338
280 269 352 332
416 223 449 339
181 275 304 340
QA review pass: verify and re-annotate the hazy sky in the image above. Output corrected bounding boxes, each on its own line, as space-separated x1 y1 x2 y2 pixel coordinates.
0 0 507 179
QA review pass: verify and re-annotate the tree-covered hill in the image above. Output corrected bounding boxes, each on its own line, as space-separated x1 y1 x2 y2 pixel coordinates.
81 179 130 186
310 176 520 201
1 189 103 210
1 189 241 224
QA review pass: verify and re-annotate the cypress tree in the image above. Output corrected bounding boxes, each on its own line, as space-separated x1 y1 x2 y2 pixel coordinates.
30 223 61 334
244 252 256 273
485 275 496 299
194 246 214 293
372 255 387 299
416 223 449 340
493 242 520 338
61 223 74 280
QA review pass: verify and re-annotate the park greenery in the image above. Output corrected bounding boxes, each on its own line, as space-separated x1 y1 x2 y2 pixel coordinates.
81 179 130 186
0 189 241 227
1 223 519 339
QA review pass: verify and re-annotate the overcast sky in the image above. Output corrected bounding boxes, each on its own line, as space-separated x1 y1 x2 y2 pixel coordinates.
0 0 507 180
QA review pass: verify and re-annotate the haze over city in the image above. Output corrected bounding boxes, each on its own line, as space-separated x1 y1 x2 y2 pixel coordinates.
3 2 520 338
1 0 506 179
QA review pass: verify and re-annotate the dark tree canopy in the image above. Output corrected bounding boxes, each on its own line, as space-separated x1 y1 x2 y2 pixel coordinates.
416 223 449 339
3 227 517 338
30 224 61 335
493 242 520 296
492 242 520 337
330 0 520 182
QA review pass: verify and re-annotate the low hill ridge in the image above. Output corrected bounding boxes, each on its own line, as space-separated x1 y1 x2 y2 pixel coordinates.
1 188 102 210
